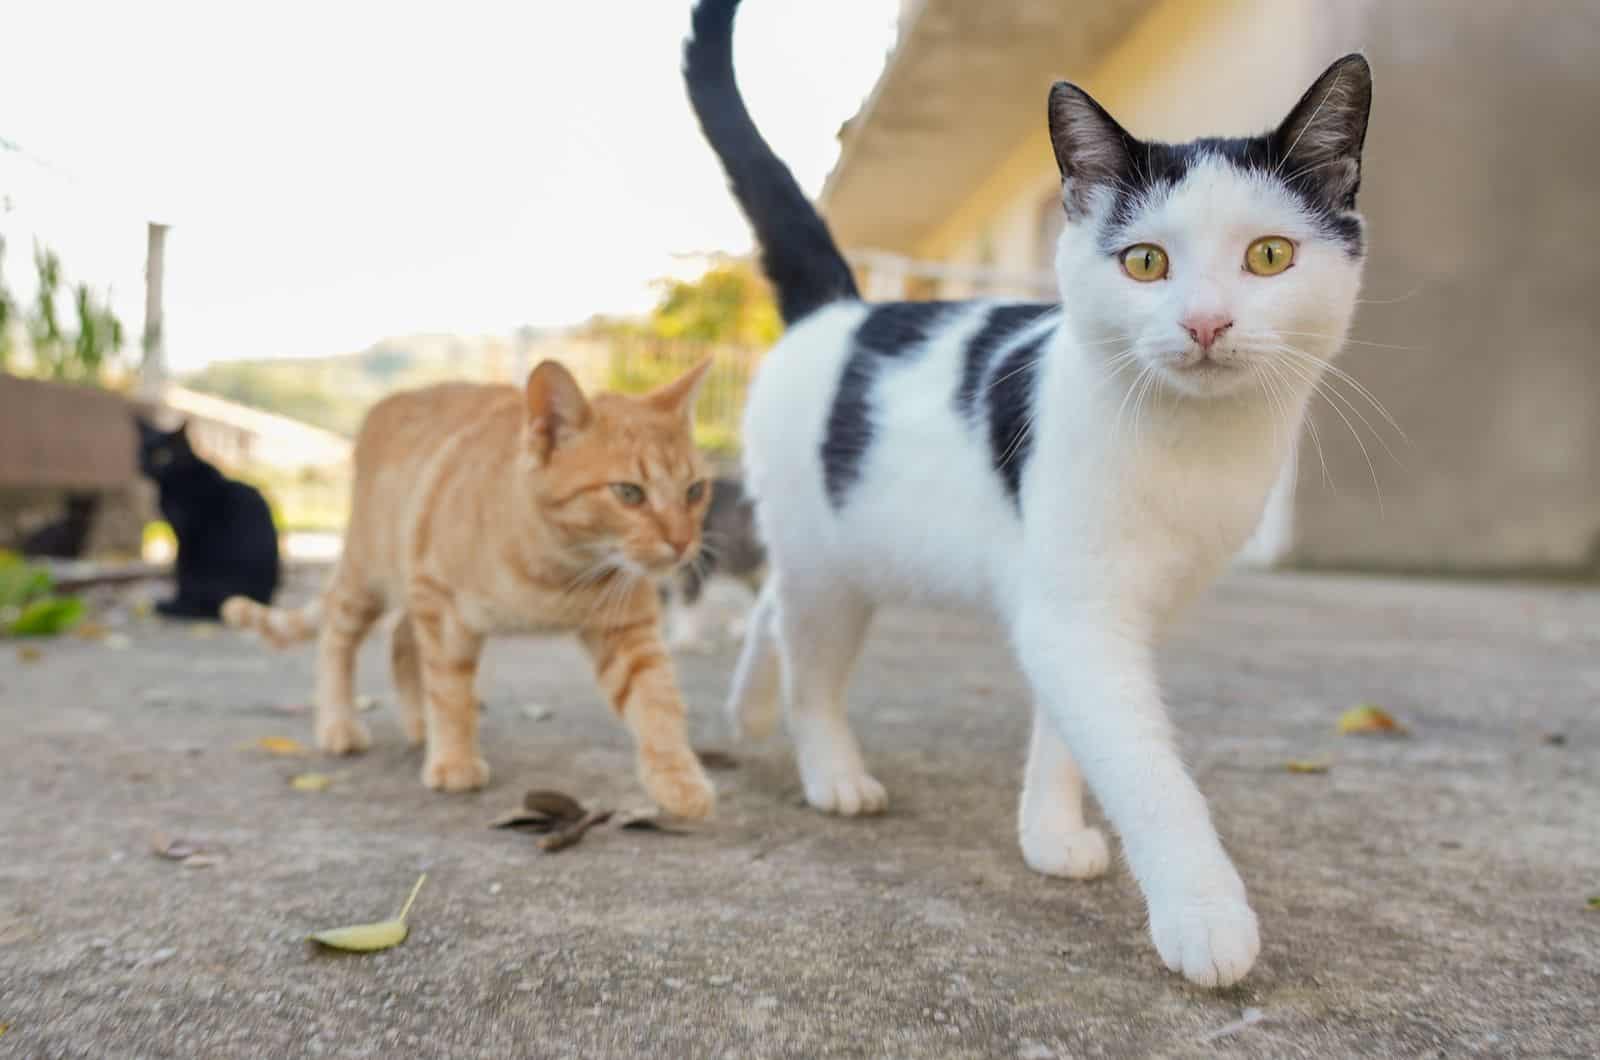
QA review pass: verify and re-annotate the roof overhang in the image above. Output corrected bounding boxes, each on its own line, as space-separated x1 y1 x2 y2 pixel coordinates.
820 0 1154 253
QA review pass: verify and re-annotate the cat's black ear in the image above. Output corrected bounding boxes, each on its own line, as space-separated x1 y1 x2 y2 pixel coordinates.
524 360 591 463
1047 82 1137 221
1272 54 1372 210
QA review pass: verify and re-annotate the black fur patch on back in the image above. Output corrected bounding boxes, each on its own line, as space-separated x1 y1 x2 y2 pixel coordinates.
986 333 1048 507
822 302 956 509
956 303 1056 419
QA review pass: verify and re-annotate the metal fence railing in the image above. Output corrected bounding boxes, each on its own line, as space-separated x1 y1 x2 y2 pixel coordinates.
600 338 761 464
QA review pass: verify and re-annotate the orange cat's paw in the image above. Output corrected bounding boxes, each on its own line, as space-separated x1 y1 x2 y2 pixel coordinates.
641 758 715 819
316 716 371 755
401 713 426 748
422 753 490 792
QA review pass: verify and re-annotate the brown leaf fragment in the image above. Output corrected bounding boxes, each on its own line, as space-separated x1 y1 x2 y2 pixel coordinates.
522 789 585 824
615 809 696 835
694 748 739 771
1545 732 1568 747
17 645 42 663
539 810 613 853
150 833 208 862
490 812 562 833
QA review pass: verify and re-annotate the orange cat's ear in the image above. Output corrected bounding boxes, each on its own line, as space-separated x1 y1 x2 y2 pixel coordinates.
524 360 592 462
645 356 713 420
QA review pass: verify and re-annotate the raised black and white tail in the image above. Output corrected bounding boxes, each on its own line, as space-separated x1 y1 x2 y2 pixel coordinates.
684 0 859 324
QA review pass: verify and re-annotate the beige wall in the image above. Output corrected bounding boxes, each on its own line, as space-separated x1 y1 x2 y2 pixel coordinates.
899 0 1600 574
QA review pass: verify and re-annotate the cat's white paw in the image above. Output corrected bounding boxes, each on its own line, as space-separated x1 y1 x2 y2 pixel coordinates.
1020 824 1110 880
799 760 888 816
316 716 371 755
1148 890 1260 988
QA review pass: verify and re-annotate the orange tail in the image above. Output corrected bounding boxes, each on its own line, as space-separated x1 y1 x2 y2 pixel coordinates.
221 595 322 649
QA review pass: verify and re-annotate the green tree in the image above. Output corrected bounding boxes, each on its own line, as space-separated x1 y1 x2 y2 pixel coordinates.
0 236 16 370
647 260 780 346
16 244 123 384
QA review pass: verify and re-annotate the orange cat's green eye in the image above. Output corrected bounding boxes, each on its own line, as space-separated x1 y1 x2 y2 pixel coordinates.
686 479 707 504
611 482 646 506
1122 243 1168 282
1245 236 1295 276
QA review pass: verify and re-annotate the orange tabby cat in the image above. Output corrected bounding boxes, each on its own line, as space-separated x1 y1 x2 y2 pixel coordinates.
224 359 717 817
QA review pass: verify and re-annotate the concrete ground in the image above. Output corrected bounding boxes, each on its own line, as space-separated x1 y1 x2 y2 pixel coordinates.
2 569 1597 1058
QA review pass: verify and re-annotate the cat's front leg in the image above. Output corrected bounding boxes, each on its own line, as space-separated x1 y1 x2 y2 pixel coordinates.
580 618 715 819
1012 603 1259 988
408 576 490 792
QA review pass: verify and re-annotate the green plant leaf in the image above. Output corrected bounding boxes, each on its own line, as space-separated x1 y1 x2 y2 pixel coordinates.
0 561 51 610
8 596 85 636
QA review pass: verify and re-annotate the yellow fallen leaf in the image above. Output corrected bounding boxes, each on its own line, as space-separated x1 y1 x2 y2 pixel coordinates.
0 1022 9 1038
17 646 42 663
74 621 109 641
1338 703 1409 736
256 736 308 756
310 874 426 953
290 772 334 792
1285 760 1331 774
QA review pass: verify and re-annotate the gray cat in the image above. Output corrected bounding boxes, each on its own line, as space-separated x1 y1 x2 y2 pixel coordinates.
663 475 765 648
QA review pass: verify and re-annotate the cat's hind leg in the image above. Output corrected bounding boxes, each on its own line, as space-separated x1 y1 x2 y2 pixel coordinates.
408 576 490 792
312 572 382 755
724 580 782 741
775 578 885 816
1018 704 1110 880
389 613 426 748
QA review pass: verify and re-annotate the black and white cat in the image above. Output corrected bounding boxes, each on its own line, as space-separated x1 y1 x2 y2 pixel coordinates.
136 417 280 619
686 0 1372 987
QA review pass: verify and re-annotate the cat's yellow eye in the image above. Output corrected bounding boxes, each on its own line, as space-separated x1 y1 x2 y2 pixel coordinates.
1121 243 1169 282
686 479 707 504
611 482 646 507
1245 236 1295 276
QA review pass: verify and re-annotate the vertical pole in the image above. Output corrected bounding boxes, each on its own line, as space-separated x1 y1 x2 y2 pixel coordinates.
139 222 168 401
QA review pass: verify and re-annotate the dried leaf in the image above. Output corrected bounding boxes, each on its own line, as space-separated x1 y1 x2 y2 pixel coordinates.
1545 733 1568 747
615 809 695 835
355 695 379 713
520 703 554 722
0 1021 8 1038
105 633 133 651
16 645 42 663
522 789 585 823
539 810 613 853
181 855 219 869
1285 759 1331 775
309 873 426 953
1337 703 1409 736
151 833 208 862
256 736 308 756
289 772 334 792
74 620 109 641
490 812 562 833
695 749 739 771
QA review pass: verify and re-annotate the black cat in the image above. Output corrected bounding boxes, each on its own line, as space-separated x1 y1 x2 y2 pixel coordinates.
20 493 100 559
136 417 280 619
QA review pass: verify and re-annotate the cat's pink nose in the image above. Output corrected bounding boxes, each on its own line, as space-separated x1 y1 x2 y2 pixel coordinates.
1181 313 1234 350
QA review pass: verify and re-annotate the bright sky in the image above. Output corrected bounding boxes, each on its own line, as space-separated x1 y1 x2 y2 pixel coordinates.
0 0 899 372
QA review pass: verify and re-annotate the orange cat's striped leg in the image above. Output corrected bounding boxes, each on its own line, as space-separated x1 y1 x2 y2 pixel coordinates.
389 613 426 748
313 579 382 755
409 577 489 792
580 619 714 819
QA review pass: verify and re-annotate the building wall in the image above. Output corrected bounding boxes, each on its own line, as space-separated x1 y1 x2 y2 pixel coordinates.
889 0 1600 574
